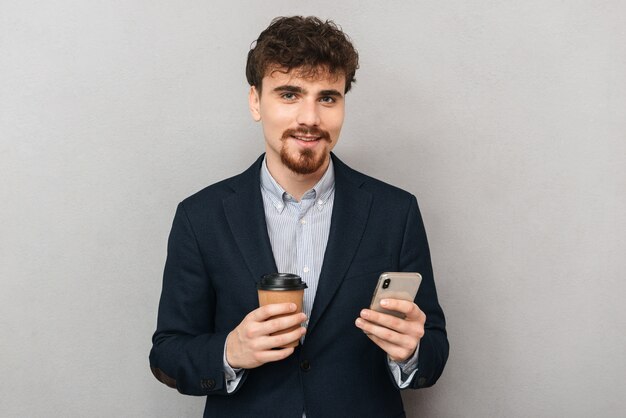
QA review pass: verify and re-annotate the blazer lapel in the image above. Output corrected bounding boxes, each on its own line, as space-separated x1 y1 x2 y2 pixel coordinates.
307 155 373 335
223 156 278 285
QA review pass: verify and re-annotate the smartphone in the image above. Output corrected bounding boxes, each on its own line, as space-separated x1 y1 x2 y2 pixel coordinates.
369 272 422 318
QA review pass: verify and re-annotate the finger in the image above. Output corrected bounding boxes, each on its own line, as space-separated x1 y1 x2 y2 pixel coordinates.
262 312 307 335
360 309 410 334
250 303 298 322
263 327 306 349
247 325 306 351
355 318 414 348
241 312 306 340
255 346 296 363
378 299 424 321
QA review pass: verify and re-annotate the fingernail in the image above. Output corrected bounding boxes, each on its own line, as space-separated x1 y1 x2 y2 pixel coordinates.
360 309 368 318
355 318 362 326
290 303 297 310
380 299 389 307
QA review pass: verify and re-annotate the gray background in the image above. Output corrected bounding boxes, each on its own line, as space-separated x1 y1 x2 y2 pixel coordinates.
1 1 625 417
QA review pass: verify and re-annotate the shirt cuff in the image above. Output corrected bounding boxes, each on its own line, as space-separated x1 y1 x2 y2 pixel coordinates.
223 341 245 393
387 344 419 388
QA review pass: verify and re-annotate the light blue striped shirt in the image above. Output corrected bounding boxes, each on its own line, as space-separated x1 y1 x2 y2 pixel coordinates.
260 157 335 326
224 157 418 395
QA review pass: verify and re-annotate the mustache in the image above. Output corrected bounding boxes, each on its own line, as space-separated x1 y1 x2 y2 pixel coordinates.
281 127 331 142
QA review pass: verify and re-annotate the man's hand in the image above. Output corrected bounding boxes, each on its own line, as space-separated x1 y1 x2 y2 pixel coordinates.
226 303 307 369
355 298 425 362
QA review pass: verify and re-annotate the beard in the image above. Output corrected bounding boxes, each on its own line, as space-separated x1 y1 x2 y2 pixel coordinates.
280 127 332 175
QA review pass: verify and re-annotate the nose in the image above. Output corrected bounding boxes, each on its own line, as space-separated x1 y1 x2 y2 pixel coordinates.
296 99 321 126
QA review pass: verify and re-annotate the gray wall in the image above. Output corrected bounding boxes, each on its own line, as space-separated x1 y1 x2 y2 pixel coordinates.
2 1 624 417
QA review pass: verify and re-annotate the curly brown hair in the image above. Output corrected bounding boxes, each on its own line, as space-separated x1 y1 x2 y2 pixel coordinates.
246 16 359 93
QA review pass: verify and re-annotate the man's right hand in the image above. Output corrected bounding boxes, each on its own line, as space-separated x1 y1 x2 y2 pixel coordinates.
225 303 307 369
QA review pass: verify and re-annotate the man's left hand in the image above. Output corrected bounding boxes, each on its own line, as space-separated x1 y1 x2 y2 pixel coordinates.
355 299 426 362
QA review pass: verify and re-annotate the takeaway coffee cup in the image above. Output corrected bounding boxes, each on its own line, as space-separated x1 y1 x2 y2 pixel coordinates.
257 273 308 348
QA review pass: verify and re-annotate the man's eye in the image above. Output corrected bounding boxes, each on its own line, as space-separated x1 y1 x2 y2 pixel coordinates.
320 96 335 104
281 93 296 100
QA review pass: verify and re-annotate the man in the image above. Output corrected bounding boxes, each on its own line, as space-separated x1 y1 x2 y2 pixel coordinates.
150 16 448 418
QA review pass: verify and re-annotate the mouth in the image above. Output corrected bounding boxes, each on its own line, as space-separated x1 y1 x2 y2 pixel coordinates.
291 135 321 142
282 128 331 148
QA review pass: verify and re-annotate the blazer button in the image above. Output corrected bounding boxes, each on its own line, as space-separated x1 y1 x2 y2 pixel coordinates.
417 377 427 387
201 378 216 390
300 360 311 372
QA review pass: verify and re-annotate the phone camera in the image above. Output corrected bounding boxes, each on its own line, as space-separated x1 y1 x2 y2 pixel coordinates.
382 279 390 289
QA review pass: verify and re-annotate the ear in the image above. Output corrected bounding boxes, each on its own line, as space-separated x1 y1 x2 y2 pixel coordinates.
248 86 261 122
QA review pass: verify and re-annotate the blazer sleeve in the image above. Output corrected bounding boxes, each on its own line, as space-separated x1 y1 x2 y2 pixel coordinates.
391 195 449 389
149 202 244 396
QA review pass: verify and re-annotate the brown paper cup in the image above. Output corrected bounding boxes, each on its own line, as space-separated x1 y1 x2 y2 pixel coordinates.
257 289 305 348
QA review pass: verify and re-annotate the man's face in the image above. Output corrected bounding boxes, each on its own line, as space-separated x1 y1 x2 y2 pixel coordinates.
249 67 346 177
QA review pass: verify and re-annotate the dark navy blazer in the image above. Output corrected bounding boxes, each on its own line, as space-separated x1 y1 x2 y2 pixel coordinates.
150 153 449 418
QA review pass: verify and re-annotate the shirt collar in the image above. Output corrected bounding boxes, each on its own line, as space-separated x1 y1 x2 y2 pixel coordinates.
260 156 335 213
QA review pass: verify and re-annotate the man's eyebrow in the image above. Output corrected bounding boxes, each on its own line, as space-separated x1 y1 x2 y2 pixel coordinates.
273 85 305 94
272 85 344 98
319 89 343 98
